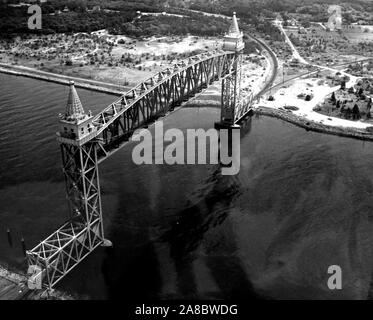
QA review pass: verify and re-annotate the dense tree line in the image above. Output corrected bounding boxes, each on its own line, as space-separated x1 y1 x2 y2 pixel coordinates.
1 0 372 38
0 0 230 37
188 0 373 24
110 14 230 38
0 0 166 36
0 9 135 35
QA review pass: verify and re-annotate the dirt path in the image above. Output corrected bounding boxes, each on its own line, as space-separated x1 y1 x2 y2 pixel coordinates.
274 20 309 64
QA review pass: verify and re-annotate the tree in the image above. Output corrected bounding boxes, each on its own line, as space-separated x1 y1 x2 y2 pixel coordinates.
65 57 73 66
352 104 360 120
367 98 372 118
345 108 351 119
358 87 364 98
340 80 346 90
330 92 336 104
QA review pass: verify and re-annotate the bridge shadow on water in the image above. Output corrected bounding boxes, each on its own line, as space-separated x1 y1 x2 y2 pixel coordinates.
97 116 263 300
57 114 260 300
100 172 261 299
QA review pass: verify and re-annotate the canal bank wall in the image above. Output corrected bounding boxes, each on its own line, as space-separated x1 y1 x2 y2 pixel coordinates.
0 64 123 96
255 107 373 142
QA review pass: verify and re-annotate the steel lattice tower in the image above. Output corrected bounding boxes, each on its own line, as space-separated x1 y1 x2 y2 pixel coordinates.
219 12 245 127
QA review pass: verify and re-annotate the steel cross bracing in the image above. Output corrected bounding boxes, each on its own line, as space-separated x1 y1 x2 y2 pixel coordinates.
220 52 254 125
26 48 253 289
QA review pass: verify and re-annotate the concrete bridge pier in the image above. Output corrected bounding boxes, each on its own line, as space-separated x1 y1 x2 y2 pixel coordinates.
216 124 241 176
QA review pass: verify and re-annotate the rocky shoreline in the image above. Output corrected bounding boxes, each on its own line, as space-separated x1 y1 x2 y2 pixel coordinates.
255 106 373 141
185 101 373 142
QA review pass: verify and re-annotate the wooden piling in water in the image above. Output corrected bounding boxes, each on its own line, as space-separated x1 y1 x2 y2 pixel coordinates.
21 238 26 258
7 229 12 248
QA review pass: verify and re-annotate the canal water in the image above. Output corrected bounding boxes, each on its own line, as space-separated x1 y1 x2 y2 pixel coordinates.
1 73 373 300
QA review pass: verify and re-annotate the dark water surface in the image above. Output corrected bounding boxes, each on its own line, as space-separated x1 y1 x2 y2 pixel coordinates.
1 73 373 300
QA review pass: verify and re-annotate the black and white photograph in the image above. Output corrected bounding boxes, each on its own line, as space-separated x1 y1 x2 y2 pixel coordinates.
0 0 372 308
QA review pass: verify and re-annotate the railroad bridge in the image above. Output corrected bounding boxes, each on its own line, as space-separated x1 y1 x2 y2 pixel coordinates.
26 13 254 289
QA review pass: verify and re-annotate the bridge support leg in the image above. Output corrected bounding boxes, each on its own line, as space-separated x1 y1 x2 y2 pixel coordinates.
60 141 111 247
26 142 111 289
215 51 243 129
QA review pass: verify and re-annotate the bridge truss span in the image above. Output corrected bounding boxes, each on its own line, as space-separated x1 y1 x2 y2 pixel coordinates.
26 50 244 289
26 12 255 290
90 50 238 161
